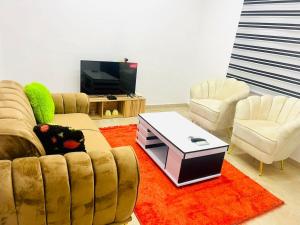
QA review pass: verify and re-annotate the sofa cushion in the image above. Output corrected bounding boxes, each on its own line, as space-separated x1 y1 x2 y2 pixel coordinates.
0 81 36 126
233 120 279 154
24 82 55 124
34 124 86 155
190 99 223 123
52 113 111 152
53 113 98 131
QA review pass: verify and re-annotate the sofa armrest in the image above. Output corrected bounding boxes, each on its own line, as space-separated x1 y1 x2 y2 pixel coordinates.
52 93 89 114
0 149 139 225
111 146 140 223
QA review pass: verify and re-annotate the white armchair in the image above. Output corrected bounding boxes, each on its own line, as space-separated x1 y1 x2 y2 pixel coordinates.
190 78 250 132
231 95 300 175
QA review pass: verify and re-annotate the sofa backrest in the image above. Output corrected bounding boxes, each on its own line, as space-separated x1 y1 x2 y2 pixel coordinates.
0 80 45 160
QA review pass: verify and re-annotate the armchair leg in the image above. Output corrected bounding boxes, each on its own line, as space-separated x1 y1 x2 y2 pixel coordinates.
280 160 284 170
227 145 233 155
227 127 233 140
259 161 263 176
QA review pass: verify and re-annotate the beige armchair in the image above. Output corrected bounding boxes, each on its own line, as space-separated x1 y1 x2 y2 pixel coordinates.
190 78 250 132
231 95 300 175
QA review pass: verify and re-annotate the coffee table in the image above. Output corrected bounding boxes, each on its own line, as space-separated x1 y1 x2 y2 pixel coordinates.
136 112 229 187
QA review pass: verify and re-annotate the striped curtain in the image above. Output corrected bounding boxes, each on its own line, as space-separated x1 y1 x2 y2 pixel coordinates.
227 0 300 98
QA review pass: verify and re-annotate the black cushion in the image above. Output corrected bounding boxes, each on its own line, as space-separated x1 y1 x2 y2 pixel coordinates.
34 124 86 155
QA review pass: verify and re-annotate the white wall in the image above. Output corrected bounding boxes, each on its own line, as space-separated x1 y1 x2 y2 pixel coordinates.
0 0 243 105
0 37 4 79
291 151 300 163
197 1 244 81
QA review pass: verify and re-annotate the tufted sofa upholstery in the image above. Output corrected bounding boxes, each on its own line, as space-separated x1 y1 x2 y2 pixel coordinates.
231 95 300 165
0 80 139 225
190 78 250 132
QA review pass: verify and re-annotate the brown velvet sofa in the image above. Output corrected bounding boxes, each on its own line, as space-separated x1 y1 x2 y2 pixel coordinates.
0 80 139 225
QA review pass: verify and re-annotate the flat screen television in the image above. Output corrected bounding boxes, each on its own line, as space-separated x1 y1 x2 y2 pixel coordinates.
80 60 138 95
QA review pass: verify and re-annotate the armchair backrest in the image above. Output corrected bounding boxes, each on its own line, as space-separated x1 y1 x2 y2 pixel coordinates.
0 80 45 160
277 97 300 124
191 78 249 100
238 95 300 124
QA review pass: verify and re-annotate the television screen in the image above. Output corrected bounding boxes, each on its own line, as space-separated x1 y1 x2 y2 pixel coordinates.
80 60 138 95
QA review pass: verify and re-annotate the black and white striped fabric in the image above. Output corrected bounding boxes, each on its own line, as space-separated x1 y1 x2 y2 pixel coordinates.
227 0 300 98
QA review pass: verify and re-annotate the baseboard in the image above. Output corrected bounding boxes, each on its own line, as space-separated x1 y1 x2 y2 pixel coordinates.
287 158 300 168
146 103 189 109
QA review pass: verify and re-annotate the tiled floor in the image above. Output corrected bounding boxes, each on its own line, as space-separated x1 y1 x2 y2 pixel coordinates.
94 104 300 225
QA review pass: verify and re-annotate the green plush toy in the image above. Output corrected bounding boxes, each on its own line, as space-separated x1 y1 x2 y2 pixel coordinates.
24 82 55 124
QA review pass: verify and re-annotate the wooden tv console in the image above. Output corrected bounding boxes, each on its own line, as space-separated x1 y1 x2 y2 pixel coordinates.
88 95 146 119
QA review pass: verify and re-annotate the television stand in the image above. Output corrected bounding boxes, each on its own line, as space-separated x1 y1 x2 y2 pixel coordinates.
127 93 136 98
88 95 146 119
106 95 117 100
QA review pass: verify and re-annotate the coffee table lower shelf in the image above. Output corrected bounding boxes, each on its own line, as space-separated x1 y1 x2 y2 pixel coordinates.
136 121 228 187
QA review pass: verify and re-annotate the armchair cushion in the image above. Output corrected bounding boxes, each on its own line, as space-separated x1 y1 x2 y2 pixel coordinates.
233 120 279 154
190 99 223 123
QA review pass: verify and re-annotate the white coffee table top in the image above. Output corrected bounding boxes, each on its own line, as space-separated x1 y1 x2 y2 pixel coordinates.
139 112 228 153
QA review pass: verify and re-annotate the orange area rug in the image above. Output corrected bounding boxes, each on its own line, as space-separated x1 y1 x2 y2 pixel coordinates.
100 125 283 225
